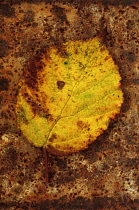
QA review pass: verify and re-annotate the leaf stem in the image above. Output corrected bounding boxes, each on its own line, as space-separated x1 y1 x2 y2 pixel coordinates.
43 146 49 183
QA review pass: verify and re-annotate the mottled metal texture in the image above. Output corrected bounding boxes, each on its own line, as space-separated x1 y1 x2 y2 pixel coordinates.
0 0 139 209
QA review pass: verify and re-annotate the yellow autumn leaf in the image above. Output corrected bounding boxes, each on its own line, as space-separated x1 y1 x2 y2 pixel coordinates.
16 37 123 155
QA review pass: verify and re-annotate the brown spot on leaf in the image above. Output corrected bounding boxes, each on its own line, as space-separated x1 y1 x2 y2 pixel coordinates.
46 144 78 156
17 107 29 125
21 91 49 117
57 81 65 90
56 44 68 58
24 55 45 90
104 55 111 61
48 134 57 142
77 120 89 130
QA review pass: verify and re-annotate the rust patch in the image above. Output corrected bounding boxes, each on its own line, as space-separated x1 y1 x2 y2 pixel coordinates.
51 5 69 24
0 4 15 17
0 78 9 91
0 39 9 57
57 81 65 90
23 10 35 23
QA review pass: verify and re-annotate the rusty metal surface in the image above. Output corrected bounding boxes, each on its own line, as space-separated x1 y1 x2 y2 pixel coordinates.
0 0 139 209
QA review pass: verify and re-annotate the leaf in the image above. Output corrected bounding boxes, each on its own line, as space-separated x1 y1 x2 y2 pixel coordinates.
16 37 124 155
